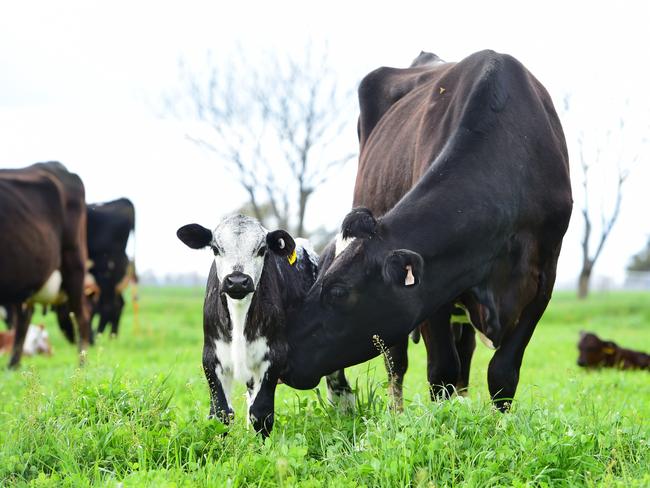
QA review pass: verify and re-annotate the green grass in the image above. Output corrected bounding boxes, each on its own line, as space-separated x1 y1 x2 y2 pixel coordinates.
1 289 649 487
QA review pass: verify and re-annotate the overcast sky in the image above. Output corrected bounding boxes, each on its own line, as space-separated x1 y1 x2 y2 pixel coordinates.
1 0 649 288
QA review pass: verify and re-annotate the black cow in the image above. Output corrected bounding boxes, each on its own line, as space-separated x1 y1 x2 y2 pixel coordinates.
87 198 136 337
282 50 572 412
177 215 322 436
0 162 92 368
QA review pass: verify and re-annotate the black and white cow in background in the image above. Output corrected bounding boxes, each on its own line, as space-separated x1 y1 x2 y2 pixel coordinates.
177 214 343 436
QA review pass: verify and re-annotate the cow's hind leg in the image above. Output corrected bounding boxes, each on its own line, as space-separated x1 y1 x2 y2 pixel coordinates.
8 305 34 369
454 323 476 395
421 306 460 400
61 250 91 358
202 345 233 423
385 336 409 411
325 369 355 411
487 257 557 411
110 294 125 337
54 304 76 343
248 372 278 438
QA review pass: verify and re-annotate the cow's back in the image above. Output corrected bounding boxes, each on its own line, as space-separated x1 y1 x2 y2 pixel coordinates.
87 198 135 256
354 50 570 228
0 170 65 302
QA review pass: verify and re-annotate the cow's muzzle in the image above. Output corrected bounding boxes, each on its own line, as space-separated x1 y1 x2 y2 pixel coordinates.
222 272 255 299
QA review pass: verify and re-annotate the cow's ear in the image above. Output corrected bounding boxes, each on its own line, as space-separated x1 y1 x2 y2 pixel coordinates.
383 249 424 288
177 224 213 249
267 230 296 258
342 207 377 239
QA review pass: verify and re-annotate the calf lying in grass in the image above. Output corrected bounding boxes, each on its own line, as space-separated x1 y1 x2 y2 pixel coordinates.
177 215 318 436
577 331 650 370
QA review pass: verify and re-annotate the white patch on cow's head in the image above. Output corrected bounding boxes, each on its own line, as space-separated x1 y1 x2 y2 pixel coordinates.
212 215 268 288
334 233 355 257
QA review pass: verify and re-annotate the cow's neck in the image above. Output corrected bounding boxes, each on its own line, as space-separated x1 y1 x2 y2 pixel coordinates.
381 180 503 318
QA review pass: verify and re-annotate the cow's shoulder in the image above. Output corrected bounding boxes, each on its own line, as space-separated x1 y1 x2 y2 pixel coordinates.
357 54 449 148
452 50 532 132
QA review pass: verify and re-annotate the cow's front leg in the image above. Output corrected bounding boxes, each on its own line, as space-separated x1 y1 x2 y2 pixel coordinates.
248 371 277 437
421 306 460 400
202 345 233 423
454 322 476 395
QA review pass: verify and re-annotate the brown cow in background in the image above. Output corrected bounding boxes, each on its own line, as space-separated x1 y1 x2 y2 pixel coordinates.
578 331 650 370
0 161 91 368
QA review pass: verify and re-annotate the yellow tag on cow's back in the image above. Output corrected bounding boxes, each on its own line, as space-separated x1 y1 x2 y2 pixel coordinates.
288 249 297 266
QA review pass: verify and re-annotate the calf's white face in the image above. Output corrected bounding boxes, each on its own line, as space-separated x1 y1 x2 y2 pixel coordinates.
212 215 268 292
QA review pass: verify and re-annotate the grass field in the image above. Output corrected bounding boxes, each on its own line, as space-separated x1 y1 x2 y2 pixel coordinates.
1 288 648 487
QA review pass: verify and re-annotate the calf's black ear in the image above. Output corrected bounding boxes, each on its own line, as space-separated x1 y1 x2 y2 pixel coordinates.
341 207 377 239
177 224 213 249
383 249 424 288
267 230 296 258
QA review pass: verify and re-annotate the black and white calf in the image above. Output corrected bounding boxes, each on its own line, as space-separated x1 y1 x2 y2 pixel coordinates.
177 215 319 436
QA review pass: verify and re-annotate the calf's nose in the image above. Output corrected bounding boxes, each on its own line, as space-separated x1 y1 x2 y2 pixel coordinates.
223 272 254 299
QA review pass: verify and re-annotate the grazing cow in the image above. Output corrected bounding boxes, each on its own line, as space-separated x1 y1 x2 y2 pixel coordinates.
578 332 650 370
177 215 319 436
87 198 136 337
0 162 91 368
282 50 572 413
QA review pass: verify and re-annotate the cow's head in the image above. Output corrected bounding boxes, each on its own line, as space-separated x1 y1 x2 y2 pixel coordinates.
282 208 425 389
177 215 295 300
577 331 617 368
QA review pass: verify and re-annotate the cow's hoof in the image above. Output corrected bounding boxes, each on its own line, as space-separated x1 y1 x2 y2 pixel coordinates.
249 411 274 438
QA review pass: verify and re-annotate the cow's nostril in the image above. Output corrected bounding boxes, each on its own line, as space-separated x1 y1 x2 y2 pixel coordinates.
223 272 254 298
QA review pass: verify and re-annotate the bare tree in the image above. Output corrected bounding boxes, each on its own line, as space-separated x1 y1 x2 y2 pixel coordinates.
564 96 644 298
166 47 355 236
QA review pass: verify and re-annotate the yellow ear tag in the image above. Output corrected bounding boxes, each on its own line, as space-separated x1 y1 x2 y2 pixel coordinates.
287 249 297 266
603 347 616 355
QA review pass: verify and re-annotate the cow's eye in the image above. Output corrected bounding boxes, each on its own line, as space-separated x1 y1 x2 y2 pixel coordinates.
326 285 350 306
257 245 267 257
211 245 219 256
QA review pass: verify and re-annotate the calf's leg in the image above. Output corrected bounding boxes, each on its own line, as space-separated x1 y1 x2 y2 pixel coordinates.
325 369 355 411
202 345 233 423
248 373 278 437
